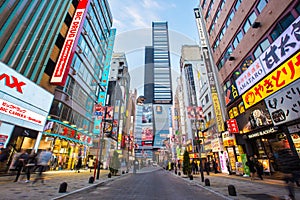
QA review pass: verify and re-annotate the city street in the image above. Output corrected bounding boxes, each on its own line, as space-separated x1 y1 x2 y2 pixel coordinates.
0 167 299 199
60 167 224 200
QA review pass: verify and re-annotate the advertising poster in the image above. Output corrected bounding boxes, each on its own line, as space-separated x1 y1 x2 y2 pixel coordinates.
235 101 273 133
0 134 8 149
241 154 250 176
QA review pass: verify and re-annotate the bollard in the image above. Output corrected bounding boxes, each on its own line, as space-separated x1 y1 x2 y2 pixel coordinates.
205 178 210 186
228 185 237 196
58 182 68 193
189 175 193 180
178 172 181 176
88 176 94 184
122 171 125 174
108 172 112 178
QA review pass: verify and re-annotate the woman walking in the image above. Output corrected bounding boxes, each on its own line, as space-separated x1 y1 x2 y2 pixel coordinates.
246 156 256 181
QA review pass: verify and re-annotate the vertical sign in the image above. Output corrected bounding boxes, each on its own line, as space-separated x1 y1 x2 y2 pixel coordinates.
50 0 89 85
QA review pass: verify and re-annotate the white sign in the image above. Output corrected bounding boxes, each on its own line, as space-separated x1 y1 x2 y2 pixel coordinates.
235 59 266 95
0 62 54 131
0 99 45 126
288 123 300 133
260 16 300 75
265 79 300 125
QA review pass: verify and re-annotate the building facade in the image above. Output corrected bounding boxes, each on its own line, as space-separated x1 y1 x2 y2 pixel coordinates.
0 0 114 171
197 0 300 174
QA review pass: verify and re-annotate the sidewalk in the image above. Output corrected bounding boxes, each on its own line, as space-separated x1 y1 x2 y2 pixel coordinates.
0 169 122 200
170 170 300 200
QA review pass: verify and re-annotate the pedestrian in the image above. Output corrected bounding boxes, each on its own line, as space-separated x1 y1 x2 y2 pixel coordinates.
32 148 52 184
254 156 264 180
276 149 300 200
24 150 37 183
0 147 10 162
246 156 256 181
212 159 218 174
75 155 82 173
205 161 210 175
13 149 29 182
191 160 196 174
226 159 232 175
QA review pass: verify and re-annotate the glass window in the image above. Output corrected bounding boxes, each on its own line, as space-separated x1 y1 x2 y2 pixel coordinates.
243 11 257 33
296 2 300 14
233 31 243 49
234 0 242 11
253 38 270 59
256 0 268 14
270 14 295 41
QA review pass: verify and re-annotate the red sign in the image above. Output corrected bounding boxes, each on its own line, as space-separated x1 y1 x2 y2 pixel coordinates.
0 73 26 93
226 119 239 133
50 0 89 85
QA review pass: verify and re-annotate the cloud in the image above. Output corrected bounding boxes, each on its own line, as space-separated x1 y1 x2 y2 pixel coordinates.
110 0 163 33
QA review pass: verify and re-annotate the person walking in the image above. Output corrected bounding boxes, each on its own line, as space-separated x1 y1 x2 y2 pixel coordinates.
205 161 210 175
13 149 28 182
254 157 264 180
226 159 232 175
24 150 37 183
32 148 52 184
246 156 256 181
276 149 300 200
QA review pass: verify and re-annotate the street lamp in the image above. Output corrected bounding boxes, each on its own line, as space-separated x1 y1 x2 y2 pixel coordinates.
195 119 205 182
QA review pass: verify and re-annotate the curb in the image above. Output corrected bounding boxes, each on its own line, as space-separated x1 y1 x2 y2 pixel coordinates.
51 173 130 200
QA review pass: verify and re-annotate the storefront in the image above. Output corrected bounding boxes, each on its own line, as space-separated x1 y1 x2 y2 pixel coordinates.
0 62 54 171
42 119 93 170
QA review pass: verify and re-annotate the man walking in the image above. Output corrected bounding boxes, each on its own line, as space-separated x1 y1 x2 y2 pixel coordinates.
32 148 52 184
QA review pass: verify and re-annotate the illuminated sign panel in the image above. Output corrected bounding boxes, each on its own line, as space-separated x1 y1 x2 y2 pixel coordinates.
242 52 300 109
265 79 300 125
50 0 89 85
0 62 54 131
212 93 224 132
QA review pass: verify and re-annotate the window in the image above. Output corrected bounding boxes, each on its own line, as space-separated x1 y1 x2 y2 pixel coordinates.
226 11 235 28
270 14 295 41
256 0 268 14
296 2 300 14
234 0 242 11
205 94 209 104
243 11 257 33
240 56 253 72
253 38 270 59
233 31 243 49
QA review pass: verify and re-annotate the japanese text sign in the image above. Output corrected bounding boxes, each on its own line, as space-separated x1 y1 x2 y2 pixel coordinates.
265 79 300 125
243 52 300 109
261 16 300 75
226 119 239 133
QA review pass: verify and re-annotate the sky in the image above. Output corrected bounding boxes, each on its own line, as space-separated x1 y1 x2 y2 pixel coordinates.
109 0 200 95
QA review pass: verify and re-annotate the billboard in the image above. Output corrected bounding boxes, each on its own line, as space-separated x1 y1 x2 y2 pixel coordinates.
265 79 300 125
242 51 300 109
50 0 89 85
0 62 54 131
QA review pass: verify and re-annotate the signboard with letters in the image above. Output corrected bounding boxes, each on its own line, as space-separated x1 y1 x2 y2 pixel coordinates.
265 79 300 125
242 51 300 109
0 62 54 131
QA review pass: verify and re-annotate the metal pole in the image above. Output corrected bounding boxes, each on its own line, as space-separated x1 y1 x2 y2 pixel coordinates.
198 138 204 182
96 127 104 179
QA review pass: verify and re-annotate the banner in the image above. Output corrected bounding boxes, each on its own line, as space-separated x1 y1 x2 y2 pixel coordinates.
243 52 300 109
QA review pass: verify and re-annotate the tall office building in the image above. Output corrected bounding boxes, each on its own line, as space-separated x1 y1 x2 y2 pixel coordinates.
197 0 300 173
143 22 173 156
0 0 114 170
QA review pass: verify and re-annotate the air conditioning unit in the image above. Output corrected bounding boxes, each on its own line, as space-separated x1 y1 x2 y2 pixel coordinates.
65 95 70 101
72 70 77 75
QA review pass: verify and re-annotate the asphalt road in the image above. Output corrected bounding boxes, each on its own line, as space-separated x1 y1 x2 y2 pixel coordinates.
62 168 226 200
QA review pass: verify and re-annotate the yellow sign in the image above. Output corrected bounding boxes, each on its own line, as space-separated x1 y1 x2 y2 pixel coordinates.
212 93 224 132
243 52 300 109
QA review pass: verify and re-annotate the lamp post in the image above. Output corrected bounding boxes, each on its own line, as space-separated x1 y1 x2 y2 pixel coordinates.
196 120 205 182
